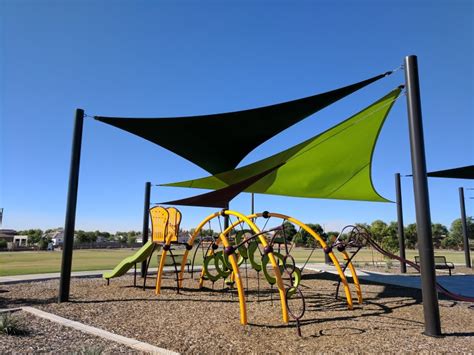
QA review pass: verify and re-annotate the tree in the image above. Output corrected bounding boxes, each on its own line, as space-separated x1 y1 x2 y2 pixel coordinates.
404 223 417 249
115 232 128 244
431 223 449 248
294 223 325 248
370 220 389 243
281 221 297 241
380 222 399 253
18 229 43 245
75 230 97 244
127 234 137 246
450 217 474 241
441 217 473 250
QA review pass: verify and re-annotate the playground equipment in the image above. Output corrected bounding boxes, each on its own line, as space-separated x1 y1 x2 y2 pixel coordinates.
148 209 367 334
103 204 474 337
102 240 154 286
329 224 474 304
103 206 186 291
149 208 474 336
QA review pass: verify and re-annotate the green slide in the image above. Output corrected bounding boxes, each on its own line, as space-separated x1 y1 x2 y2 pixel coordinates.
103 240 155 280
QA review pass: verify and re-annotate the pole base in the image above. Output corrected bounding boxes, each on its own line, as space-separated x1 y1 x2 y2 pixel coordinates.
422 331 443 338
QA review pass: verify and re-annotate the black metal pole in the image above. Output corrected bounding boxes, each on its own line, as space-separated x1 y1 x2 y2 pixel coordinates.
404 55 441 336
459 187 471 268
395 173 407 273
141 181 152 277
59 109 84 303
224 202 229 231
251 193 255 215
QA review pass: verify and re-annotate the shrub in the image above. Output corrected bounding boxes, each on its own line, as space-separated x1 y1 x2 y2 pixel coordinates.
75 346 104 355
0 313 28 336
0 239 7 249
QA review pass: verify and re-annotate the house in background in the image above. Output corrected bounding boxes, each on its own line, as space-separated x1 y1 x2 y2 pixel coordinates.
45 228 64 247
0 229 16 244
13 235 28 246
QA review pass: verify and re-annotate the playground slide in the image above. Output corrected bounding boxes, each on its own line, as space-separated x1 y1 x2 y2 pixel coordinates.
103 240 154 280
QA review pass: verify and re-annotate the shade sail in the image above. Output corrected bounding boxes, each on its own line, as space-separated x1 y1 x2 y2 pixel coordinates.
426 165 474 179
95 72 391 174
160 164 284 208
161 87 402 202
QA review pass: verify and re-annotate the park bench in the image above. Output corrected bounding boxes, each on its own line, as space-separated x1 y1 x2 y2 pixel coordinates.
414 255 455 276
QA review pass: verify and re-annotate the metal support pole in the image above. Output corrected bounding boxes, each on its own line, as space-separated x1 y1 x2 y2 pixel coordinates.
395 173 407 273
459 187 471 268
404 55 441 336
59 109 84 303
224 202 229 231
251 193 255 215
141 181 152 277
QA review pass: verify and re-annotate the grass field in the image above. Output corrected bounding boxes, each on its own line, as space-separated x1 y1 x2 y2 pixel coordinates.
0 247 469 276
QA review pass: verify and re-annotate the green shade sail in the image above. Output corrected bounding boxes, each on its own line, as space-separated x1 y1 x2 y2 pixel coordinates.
95 72 391 174
161 87 402 202
160 164 284 208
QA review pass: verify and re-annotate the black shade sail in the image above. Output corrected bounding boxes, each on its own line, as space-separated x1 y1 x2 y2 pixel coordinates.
426 165 474 179
160 164 284 208
95 72 391 174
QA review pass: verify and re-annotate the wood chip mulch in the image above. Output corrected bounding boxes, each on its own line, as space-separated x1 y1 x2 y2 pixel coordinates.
1 269 473 354
0 310 141 354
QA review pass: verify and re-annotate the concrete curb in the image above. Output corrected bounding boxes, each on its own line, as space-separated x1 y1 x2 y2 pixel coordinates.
22 306 179 355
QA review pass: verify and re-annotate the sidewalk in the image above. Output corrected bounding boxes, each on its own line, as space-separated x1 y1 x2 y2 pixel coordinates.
2 264 473 299
304 263 474 298
0 266 202 285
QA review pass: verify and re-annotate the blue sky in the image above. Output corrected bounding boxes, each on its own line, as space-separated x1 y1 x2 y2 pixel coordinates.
1 0 473 233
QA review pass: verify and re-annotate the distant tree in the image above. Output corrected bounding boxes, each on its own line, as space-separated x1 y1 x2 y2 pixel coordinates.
19 229 43 245
404 223 417 249
380 222 399 253
294 223 325 248
441 234 462 250
38 236 52 250
75 230 97 244
326 231 339 247
431 223 449 248
127 234 137 246
370 220 389 243
354 223 371 236
281 221 297 241
450 217 474 241
441 217 473 249
115 232 128 244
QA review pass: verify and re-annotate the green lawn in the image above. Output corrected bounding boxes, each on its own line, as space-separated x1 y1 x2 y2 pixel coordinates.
0 247 468 276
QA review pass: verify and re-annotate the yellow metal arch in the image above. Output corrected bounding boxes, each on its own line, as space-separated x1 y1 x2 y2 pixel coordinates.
340 250 362 304
221 210 288 324
248 212 355 310
175 210 289 325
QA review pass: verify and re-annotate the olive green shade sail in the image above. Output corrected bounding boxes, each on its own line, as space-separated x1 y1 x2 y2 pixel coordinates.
161 87 402 202
95 72 391 174
160 164 284 208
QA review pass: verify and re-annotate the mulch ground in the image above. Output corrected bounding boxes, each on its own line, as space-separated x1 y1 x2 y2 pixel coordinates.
0 310 140 354
1 269 473 354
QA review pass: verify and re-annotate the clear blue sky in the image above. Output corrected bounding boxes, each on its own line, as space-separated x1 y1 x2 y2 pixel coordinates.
1 0 473 233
